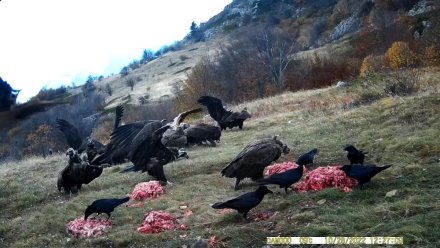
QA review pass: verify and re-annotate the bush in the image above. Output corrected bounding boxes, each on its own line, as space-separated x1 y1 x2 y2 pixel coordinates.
384 41 416 70
359 55 383 77
424 45 439 66
36 86 68 101
384 68 421 96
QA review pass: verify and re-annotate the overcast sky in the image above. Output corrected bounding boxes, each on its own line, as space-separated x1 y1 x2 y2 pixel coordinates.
0 0 232 102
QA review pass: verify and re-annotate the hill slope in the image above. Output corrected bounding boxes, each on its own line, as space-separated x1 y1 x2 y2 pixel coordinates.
1 68 439 247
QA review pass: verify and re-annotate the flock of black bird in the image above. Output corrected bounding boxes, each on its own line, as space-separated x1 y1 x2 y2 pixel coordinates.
54 95 392 222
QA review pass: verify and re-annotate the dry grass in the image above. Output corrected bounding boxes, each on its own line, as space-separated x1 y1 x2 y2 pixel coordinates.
1 68 440 247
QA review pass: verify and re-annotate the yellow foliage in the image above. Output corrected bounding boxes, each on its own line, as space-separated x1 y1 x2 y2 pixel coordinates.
360 55 375 77
384 41 415 70
424 45 439 65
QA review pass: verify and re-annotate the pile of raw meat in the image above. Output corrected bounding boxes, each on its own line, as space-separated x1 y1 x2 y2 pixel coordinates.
67 217 112 238
130 181 166 201
137 210 188 234
295 165 358 192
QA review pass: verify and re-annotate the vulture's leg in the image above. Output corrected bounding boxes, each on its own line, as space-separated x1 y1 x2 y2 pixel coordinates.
234 178 241 190
106 212 111 220
238 122 243 129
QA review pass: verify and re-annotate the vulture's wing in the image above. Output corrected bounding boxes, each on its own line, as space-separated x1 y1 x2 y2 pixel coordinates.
113 105 124 131
91 121 147 165
0 100 66 130
170 108 202 130
129 123 169 171
56 118 83 150
197 96 229 122
221 139 281 178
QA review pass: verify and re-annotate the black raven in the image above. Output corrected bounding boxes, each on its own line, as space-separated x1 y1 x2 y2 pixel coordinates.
222 136 290 190
84 197 130 220
256 164 304 193
296 148 319 166
211 186 273 220
344 145 368 165
341 164 392 189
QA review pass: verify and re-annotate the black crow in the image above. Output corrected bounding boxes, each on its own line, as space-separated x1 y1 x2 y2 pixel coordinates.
211 186 273 220
256 164 304 193
344 145 368 165
341 164 392 189
84 197 130 220
296 148 319 166
222 136 290 190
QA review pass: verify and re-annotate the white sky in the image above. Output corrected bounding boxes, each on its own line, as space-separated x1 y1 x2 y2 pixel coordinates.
0 0 232 102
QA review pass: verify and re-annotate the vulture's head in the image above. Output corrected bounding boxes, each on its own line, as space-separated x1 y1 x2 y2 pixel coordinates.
80 153 89 163
240 107 251 119
66 148 76 157
178 148 189 159
87 140 95 149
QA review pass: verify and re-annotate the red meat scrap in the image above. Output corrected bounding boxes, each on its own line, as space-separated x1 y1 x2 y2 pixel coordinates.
130 181 166 201
137 211 189 234
264 161 310 177
295 165 358 192
67 217 112 238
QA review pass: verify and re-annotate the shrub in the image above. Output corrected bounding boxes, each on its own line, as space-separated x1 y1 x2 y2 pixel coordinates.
120 66 130 77
359 55 383 77
126 77 136 91
36 86 68 101
424 45 439 66
105 84 112 96
385 68 421 96
384 41 416 70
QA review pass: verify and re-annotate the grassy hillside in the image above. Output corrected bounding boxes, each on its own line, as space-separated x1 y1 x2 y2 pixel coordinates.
1 68 439 247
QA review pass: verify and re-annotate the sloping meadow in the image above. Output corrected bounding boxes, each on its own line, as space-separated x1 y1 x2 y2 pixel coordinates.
1 75 440 247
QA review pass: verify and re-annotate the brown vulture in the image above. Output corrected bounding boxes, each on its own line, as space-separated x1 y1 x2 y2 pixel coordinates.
57 148 103 195
197 96 251 130
221 136 290 190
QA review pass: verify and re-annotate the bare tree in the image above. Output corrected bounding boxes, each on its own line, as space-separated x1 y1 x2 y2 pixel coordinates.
105 83 113 96
126 78 136 91
257 32 297 93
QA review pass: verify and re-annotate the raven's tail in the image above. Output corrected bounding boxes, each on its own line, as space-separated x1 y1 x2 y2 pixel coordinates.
211 202 227 209
378 164 392 171
120 165 136 173
256 178 273 186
